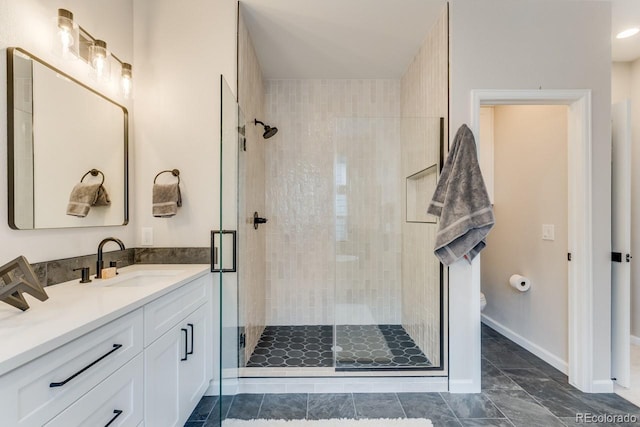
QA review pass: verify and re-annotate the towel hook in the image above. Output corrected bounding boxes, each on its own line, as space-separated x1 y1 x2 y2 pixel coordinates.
154 169 180 184
80 169 105 185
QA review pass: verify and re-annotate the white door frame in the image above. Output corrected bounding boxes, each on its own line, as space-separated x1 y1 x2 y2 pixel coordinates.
470 89 597 392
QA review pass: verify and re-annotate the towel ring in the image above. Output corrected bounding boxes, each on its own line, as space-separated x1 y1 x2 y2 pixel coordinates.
154 169 180 184
80 169 105 185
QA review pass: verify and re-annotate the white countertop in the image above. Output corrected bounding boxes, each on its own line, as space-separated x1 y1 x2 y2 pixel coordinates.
0 263 211 376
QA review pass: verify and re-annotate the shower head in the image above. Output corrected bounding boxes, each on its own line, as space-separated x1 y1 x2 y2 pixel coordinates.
254 119 278 139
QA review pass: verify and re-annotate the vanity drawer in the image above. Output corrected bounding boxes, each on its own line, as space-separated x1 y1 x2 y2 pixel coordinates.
144 275 209 346
0 309 143 427
44 353 143 427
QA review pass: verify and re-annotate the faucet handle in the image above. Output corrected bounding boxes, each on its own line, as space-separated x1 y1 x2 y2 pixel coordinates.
72 267 92 283
109 260 119 275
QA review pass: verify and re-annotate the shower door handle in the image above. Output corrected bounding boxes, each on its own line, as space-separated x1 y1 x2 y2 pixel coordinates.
211 230 237 273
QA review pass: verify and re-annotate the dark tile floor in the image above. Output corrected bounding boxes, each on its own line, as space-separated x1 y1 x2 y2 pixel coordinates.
187 324 640 426
246 324 431 369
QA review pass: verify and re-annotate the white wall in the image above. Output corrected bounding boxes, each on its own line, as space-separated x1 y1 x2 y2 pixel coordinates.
612 60 640 339
612 62 631 103
132 0 237 248
0 0 134 263
449 0 611 392
132 0 237 394
481 105 569 368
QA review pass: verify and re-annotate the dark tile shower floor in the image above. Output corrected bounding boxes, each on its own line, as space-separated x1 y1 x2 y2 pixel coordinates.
246 324 432 369
247 325 333 368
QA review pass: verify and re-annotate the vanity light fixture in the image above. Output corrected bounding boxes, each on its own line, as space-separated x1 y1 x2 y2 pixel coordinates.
54 8 79 59
53 7 133 97
616 27 640 39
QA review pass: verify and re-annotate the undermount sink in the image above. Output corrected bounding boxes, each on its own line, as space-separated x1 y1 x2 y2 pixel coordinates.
95 269 184 287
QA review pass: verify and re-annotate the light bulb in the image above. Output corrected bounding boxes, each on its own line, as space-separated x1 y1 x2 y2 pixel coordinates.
89 40 110 82
122 75 132 98
59 28 74 50
93 55 106 77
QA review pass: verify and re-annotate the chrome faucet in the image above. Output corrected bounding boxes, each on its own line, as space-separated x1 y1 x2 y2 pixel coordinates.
96 237 125 279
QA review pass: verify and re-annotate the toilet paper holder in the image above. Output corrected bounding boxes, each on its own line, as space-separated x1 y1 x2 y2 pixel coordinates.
509 274 531 292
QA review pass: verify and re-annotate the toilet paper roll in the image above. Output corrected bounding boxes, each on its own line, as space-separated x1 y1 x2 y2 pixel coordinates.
509 274 531 292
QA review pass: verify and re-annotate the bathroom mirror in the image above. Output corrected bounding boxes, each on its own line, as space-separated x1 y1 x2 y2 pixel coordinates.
7 48 128 229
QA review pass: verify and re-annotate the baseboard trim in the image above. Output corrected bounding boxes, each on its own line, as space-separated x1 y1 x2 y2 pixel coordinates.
481 314 568 374
205 382 218 396
631 335 640 346
237 376 448 394
448 379 480 394
590 379 614 393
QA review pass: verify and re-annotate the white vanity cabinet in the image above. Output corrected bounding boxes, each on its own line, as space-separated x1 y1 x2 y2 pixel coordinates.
0 309 144 427
0 267 212 427
144 278 212 427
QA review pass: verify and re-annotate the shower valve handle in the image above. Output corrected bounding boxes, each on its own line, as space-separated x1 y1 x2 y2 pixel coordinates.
253 212 268 229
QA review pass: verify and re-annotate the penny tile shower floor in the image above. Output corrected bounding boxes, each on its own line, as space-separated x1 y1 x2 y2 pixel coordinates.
246 325 432 369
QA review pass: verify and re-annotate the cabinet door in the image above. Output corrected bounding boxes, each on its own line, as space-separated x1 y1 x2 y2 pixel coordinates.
144 326 183 427
179 304 211 421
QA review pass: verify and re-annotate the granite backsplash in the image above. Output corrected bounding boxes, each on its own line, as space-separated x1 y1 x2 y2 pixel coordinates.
30 247 211 287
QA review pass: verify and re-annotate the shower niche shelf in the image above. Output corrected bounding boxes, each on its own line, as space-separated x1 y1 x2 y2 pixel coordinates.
406 164 438 224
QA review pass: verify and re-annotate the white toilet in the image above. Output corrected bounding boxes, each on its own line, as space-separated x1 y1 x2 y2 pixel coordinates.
480 292 487 311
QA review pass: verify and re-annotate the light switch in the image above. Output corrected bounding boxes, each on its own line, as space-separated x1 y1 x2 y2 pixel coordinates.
542 224 555 241
141 227 153 246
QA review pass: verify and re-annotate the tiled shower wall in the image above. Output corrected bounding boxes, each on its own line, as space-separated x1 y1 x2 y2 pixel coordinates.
264 79 402 326
238 9 267 364
399 5 449 367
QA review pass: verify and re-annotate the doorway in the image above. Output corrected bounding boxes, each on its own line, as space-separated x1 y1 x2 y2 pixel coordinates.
471 89 600 393
479 104 570 375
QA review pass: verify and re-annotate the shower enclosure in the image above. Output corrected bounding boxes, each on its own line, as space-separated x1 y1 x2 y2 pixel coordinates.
217 77 446 382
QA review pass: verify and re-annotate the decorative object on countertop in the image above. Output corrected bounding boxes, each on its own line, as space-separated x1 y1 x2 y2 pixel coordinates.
66 169 111 217
0 256 48 311
152 169 182 217
427 124 495 265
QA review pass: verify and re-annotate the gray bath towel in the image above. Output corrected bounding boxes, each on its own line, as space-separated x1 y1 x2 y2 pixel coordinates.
153 183 182 217
427 124 495 265
66 182 111 217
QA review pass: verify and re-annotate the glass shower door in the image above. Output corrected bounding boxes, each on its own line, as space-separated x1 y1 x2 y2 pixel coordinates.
215 76 241 423
333 116 445 372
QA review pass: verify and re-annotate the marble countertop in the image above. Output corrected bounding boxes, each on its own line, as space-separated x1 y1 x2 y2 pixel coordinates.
0 263 211 376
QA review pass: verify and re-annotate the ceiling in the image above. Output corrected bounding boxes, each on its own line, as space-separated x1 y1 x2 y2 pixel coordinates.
240 0 447 79
241 0 640 79
612 0 640 61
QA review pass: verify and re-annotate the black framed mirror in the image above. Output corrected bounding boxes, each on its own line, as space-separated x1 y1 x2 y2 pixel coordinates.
7 47 128 229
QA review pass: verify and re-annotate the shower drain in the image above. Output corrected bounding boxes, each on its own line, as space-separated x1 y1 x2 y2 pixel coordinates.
331 345 343 352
